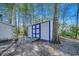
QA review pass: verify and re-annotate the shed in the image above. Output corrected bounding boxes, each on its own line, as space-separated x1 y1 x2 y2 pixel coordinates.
0 22 14 40
27 20 53 42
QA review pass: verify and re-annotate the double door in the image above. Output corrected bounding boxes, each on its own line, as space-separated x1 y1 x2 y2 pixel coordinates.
32 23 41 39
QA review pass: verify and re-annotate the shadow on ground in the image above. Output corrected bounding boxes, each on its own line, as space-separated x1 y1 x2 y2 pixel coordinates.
1 37 79 56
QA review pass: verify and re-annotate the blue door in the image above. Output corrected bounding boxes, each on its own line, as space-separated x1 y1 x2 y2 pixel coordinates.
32 23 41 39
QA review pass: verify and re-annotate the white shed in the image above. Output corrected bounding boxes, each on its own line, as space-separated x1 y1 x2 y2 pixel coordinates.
0 22 14 40
27 20 53 42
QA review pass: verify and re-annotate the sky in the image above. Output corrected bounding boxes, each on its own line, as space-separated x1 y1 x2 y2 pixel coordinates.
59 3 78 25
0 3 78 25
30 3 78 25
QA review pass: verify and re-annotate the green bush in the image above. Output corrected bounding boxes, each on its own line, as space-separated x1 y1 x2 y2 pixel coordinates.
61 25 79 39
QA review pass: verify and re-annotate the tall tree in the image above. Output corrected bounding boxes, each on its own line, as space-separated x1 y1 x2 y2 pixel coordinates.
4 3 19 42
61 4 70 33
75 4 79 39
18 3 29 37
52 3 60 44
4 4 15 24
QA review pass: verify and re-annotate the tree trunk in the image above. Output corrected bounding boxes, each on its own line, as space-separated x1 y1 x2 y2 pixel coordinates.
22 13 26 39
13 4 19 42
52 3 60 44
75 4 79 39
62 14 65 33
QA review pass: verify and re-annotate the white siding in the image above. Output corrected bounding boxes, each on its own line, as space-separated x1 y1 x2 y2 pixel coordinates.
41 22 49 41
0 22 13 40
28 26 32 37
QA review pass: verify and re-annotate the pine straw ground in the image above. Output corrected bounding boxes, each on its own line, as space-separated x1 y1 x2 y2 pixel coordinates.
1 37 79 56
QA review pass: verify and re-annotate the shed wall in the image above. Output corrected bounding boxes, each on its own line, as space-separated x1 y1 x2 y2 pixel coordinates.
41 22 49 41
0 22 13 40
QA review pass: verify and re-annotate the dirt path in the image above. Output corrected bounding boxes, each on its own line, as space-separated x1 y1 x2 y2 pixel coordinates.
1 37 79 56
